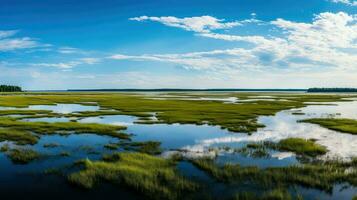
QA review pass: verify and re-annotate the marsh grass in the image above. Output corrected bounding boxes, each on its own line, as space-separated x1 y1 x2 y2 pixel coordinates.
233 188 296 200
234 142 272 158
68 152 198 200
0 128 38 145
0 143 9 152
126 141 162 155
291 112 305 115
60 151 70 157
43 143 60 148
104 143 120 150
191 158 357 192
277 138 327 157
238 139 327 158
0 117 128 139
7 148 40 164
0 92 352 134
0 109 53 116
301 118 357 135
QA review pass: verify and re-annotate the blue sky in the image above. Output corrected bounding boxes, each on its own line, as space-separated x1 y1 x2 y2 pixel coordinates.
0 0 356 89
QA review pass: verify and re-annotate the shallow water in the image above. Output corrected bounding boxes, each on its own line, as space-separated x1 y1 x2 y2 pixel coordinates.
181 101 357 160
1 100 357 199
0 103 100 114
78 115 137 126
27 104 100 114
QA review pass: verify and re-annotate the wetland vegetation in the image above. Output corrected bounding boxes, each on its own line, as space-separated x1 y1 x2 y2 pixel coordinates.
68 152 198 200
301 118 357 135
0 92 357 199
277 138 327 157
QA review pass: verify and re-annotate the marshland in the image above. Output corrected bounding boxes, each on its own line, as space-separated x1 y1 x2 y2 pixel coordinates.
1 91 357 199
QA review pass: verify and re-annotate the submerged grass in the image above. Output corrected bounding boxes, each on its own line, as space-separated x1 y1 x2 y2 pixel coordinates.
301 118 357 135
68 152 198 200
105 141 163 154
125 141 162 155
104 143 120 150
43 143 60 148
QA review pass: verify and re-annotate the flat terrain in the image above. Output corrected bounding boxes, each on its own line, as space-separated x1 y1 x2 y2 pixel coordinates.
1 92 357 199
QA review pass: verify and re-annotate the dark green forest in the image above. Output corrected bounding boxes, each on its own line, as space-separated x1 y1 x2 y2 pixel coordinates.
0 85 22 92
308 88 357 93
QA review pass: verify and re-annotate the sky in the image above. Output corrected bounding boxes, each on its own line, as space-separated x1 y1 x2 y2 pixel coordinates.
0 0 356 90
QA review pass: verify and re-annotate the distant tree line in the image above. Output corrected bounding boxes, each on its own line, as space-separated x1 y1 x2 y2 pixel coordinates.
307 88 357 93
0 85 22 92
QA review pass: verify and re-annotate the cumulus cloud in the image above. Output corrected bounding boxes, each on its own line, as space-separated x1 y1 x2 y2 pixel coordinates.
118 12 357 73
0 30 43 51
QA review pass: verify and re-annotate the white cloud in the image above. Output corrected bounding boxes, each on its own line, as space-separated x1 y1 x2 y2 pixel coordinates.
129 15 247 33
57 47 79 54
32 62 80 69
0 30 18 39
0 37 40 51
79 57 101 64
330 0 357 6
119 12 357 73
31 57 101 70
0 30 44 51
198 33 273 44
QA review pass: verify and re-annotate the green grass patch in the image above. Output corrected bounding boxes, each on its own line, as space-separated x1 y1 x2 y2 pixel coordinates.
0 128 38 145
0 117 128 139
277 138 327 157
0 109 53 116
7 148 40 164
300 118 357 135
233 188 297 200
191 158 357 192
68 152 197 200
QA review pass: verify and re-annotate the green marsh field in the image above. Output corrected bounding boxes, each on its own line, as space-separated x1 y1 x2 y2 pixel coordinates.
1 92 357 199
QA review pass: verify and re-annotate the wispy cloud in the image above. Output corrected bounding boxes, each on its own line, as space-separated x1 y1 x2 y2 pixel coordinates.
57 47 80 54
329 0 357 6
129 15 259 33
31 57 101 70
0 30 45 51
0 30 18 39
